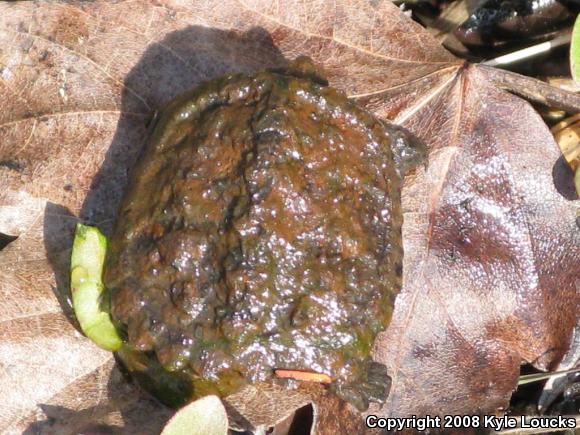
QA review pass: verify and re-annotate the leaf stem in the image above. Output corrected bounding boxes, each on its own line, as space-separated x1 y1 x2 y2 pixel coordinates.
481 65 580 113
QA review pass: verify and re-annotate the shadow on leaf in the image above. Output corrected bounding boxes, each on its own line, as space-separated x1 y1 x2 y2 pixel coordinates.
40 25 289 433
552 155 579 201
43 201 81 332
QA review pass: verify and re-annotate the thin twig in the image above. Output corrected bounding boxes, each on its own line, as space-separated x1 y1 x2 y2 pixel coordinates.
481 64 580 113
483 32 572 68
518 367 580 386
274 369 332 384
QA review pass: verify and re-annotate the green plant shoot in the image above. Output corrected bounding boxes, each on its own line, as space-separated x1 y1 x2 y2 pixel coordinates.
70 223 122 351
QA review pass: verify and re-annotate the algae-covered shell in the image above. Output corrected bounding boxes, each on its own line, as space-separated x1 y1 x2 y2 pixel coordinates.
105 58 424 410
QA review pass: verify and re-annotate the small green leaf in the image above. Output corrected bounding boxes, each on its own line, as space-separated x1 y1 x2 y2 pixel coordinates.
70 223 122 351
161 395 228 435
575 166 580 196
571 15 580 83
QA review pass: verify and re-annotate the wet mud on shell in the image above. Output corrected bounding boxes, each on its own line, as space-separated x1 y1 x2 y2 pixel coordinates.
104 57 422 410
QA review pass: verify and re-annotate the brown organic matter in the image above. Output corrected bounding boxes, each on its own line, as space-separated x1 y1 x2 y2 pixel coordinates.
105 59 423 411
0 1 578 433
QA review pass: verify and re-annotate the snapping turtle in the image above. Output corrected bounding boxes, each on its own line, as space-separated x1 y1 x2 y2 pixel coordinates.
104 57 425 411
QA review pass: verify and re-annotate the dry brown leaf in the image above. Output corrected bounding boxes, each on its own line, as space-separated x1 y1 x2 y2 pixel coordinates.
368 63 579 418
0 0 578 433
552 113 580 171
